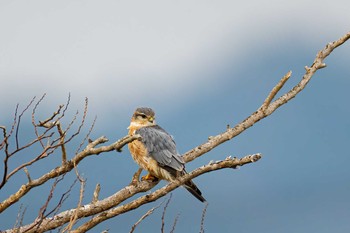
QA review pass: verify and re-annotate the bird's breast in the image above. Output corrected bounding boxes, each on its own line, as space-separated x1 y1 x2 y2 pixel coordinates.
128 140 174 181
128 140 157 172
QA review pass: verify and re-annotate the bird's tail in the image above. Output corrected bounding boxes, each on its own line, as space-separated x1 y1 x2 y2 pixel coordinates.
184 180 206 203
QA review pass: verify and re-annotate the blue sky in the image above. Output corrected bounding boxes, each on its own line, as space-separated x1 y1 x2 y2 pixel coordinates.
0 1 350 232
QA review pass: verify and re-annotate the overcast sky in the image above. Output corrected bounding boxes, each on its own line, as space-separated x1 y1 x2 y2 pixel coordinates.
1 0 348 112
1 1 350 232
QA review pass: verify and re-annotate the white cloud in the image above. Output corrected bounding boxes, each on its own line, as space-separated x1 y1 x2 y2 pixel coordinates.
0 0 349 109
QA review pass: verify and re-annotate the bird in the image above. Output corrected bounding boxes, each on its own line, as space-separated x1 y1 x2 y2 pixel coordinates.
127 107 206 202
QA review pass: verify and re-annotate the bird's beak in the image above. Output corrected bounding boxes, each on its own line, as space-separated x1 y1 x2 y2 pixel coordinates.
148 117 154 123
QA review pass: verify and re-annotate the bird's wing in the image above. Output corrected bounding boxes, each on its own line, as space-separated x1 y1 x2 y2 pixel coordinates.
135 125 184 171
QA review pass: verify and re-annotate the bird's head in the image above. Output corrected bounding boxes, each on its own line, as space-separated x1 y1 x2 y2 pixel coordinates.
129 107 156 128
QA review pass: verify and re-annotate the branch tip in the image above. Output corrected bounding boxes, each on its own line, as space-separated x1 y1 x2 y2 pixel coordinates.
92 183 101 204
261 70 292 111
23 168 31 183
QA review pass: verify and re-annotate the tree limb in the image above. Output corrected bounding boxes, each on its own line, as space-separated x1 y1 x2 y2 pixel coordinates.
5 154 260 233
2 31 349 233
70 154 261 232
182 31 350 163
0 134 141 213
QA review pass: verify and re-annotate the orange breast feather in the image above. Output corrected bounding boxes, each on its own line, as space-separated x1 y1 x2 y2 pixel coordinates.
128 139 160 177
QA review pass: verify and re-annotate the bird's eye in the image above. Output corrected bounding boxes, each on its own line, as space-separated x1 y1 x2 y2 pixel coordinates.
139 114 147 119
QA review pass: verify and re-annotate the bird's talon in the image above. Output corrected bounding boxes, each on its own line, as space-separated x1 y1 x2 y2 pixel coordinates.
141 173 158 182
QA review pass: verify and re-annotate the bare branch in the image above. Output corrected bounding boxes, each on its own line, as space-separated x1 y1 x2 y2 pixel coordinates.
0 126 7 150
62 97 89 146
266 31 350 114
92 183 101 204
130 168 143 186
75 116 97 155
8 104 19 139
22 177 77 233
2 32 349 233
0 126 10 189
56 93 71 122
161 193 172 233
15 96 36 149
129 199 164 233
5 143 55 182
183 31 350 164
37 105 64 128
260 71 292 112
4 153 260 233
0 134 140 213
9 133 54 156
56 122 68 164
200 202 209 233
23 168 31 183
0 104 20 189
34 176 66 231
32 93 50 149
69 154 262 233
63 166 86 232
13 204 27 230
170 213 180 233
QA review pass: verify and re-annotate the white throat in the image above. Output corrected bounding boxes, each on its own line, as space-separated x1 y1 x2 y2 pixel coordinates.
127 121 143 129
127 121 156 130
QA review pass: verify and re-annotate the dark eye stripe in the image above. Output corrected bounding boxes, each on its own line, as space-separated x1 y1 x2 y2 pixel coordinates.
137 113 147 118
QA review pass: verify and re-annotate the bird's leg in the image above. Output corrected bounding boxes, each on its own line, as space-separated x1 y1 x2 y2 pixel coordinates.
130 168 143 185
141 173 159 182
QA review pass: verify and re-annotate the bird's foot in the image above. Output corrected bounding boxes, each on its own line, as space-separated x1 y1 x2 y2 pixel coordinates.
141 173 158 182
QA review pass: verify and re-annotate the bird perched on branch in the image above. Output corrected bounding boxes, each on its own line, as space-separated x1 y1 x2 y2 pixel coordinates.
128 107 206 202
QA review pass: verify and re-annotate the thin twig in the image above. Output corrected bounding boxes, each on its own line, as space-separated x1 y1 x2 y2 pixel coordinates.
6 153 261 233
23 168 31 183
37 105 63 127
0 104 19 189
161 193 172 233
34 176 66 231
13 204 27 230
0 134 140 213
5 144 55 182
130 168 143 185
32 93 48 149
63 97 89 145
15 96 36 149
170 213 180 233
56 122 67 164
69 154 262 233
199 202 209 233
56 93 71 122
75 115 97 155
91 183 101 204
22 177 77 233
183 32 350 163
129 200 164 233
64 165 86 232
8 104 19 139
0 125 7 150
260 71 292 111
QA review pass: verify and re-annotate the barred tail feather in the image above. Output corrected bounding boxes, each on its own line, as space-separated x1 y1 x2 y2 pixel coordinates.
184 180 206 203
163 167 206 202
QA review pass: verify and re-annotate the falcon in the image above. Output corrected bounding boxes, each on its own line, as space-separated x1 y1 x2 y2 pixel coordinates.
128 107 206 202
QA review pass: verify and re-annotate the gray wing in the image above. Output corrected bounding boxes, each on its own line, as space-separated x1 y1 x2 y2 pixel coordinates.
136 125 184 171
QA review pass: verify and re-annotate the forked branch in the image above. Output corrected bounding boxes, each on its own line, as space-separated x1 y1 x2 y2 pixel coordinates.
1 31 349 233
183 31 350 163
0 134 141 213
